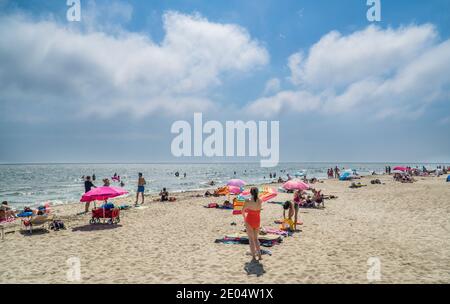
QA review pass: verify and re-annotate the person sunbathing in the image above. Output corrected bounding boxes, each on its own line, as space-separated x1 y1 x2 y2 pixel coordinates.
303 195 316 208
309 177 318 184
222 200 232 208
0 201 16 220
159 188 169 201
312 189 324 208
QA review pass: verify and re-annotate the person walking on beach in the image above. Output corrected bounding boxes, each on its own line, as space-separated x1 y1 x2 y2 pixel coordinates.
135 173 146 206
84 176 96 213
242 187 262 261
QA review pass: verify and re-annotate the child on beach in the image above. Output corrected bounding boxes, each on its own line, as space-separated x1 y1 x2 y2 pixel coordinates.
135 173 146 205
282 201 296 231
242 187 262 261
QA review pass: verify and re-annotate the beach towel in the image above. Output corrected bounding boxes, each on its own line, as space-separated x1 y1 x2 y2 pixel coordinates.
0 217 16 224
447 175 450 182
278 218 295 231
267 201 284 205
214 186 229 196
134 205 149 210
232 197 245 215
261 227 289 236
274 219 303 225
215 233 283 247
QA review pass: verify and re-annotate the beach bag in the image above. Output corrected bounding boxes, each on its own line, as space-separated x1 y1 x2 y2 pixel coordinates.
50 220 65 230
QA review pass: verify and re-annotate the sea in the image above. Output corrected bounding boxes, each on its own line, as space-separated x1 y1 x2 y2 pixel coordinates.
0 162 447 208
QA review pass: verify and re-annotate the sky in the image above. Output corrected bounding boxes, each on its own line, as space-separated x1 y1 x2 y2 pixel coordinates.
0 0 449 164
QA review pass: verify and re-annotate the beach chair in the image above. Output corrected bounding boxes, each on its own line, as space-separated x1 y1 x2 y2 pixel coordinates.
22 214 54 234
1 218 17 240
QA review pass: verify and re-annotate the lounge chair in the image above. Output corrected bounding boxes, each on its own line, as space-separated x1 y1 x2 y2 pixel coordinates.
1 217 17 240
22 214 54 234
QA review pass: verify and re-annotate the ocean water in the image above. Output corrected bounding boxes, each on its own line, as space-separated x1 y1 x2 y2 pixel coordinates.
0 162 446 208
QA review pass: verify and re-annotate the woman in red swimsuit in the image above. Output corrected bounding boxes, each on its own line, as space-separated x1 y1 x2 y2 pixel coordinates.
242 187 262 261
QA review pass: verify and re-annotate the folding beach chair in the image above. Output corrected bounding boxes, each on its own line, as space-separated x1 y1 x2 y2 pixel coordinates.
22 214 54 234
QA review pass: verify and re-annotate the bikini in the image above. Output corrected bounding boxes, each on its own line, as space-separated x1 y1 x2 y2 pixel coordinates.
244 209 261 229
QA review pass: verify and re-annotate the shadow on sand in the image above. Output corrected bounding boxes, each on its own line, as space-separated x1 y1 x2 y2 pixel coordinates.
19 229 50 236
244 259 266 277
72 224 122 232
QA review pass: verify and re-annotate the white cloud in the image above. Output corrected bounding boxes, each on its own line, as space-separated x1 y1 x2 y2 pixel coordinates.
249 24 450 119
0 11 268 119
263 78 281 95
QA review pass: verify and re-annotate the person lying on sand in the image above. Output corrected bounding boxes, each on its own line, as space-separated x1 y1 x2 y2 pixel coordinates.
349 182 366 188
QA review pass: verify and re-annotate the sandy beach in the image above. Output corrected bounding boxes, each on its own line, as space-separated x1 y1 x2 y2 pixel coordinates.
1 174 449 284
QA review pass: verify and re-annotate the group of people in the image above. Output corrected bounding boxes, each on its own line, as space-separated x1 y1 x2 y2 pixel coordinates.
327 167 341 179
393 173 415 183
82 172 178 213
1 201 52 223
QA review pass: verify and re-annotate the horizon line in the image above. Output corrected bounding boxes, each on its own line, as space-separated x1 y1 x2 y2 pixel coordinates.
1 161 449 166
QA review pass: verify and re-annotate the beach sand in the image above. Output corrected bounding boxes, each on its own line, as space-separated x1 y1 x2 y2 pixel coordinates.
1 175 449 284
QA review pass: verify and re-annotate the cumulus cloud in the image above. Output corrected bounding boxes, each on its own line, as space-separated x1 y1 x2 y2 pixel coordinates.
0 11 268 119
248 24 450 119
263 78 281 95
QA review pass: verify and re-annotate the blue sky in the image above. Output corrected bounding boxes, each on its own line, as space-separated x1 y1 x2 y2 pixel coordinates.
0 0 449 163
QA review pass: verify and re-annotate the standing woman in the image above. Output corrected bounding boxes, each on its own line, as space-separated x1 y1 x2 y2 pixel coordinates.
242 187 262 261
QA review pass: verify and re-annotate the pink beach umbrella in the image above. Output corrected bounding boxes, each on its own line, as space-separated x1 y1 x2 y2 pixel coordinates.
283 180 310 191
227 179 246 187
393 166 407 172
227 185 243 195
80 186 128 202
